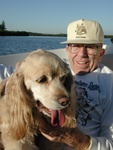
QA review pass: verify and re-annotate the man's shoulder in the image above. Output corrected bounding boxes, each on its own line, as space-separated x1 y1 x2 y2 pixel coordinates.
0 64 14 82
99 63 113 74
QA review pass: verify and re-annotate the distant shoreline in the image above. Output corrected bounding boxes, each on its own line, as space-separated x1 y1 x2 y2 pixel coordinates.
0 30 66 37
0 30 113 38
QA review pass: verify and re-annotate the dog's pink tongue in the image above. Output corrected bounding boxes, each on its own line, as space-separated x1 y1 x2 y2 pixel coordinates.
51 110 65 126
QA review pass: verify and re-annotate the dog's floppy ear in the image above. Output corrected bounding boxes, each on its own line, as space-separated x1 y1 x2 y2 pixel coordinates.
61 67 76 128
5 71 37 140
0 78 8 98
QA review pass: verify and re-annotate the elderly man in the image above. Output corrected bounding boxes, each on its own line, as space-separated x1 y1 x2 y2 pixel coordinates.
39 19 113 150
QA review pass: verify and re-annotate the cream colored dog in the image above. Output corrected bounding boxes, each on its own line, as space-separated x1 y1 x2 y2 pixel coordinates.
0 49 76 150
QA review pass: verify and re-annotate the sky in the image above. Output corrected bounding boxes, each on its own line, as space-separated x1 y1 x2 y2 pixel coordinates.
0 0 113 35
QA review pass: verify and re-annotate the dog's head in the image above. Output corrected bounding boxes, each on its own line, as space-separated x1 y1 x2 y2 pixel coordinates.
14 49 76 127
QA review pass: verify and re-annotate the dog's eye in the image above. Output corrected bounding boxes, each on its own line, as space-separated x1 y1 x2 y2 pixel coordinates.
38 76 47 83
60 75 66 82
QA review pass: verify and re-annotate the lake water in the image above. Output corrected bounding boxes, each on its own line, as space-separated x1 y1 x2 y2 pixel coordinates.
0 36 112 55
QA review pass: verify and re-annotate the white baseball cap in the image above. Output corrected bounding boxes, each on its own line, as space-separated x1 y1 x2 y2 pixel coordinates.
61 19 104 44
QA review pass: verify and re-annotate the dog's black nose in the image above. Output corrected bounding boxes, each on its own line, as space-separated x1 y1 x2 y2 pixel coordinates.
59 97 70 106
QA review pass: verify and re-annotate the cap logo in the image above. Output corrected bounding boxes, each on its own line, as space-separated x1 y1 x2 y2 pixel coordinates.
75 23 87 35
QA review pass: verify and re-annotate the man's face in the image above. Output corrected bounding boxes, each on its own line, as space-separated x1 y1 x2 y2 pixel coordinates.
66 44 105 75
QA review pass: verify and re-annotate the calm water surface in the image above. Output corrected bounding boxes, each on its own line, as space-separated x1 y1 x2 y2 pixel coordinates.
0 36 111 55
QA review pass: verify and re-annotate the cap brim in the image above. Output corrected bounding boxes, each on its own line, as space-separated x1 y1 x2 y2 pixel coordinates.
61 40 103 44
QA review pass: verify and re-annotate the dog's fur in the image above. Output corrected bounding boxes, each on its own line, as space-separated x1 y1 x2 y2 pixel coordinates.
0 49 76 150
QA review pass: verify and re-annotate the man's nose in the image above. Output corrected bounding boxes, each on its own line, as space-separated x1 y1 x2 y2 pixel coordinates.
77 47 88 57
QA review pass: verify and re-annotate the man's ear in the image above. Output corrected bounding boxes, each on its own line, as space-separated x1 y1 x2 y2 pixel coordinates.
100 49 105 56
99 49 105 62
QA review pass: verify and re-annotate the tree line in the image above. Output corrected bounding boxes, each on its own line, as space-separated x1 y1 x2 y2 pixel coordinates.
0 20 66 36
0 20 113 38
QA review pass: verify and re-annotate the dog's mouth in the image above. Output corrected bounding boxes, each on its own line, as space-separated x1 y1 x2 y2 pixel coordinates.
51 109 65 126
37 102 65 126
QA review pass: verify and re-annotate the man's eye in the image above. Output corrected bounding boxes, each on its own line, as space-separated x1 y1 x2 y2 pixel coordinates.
73 44 81 48
76 44 82 47
87 45 94 49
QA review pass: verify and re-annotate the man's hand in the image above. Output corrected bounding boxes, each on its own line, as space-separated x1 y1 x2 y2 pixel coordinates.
38 116 91 150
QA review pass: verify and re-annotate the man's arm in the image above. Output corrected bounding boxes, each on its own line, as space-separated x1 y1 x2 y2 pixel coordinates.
38 116 91 150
